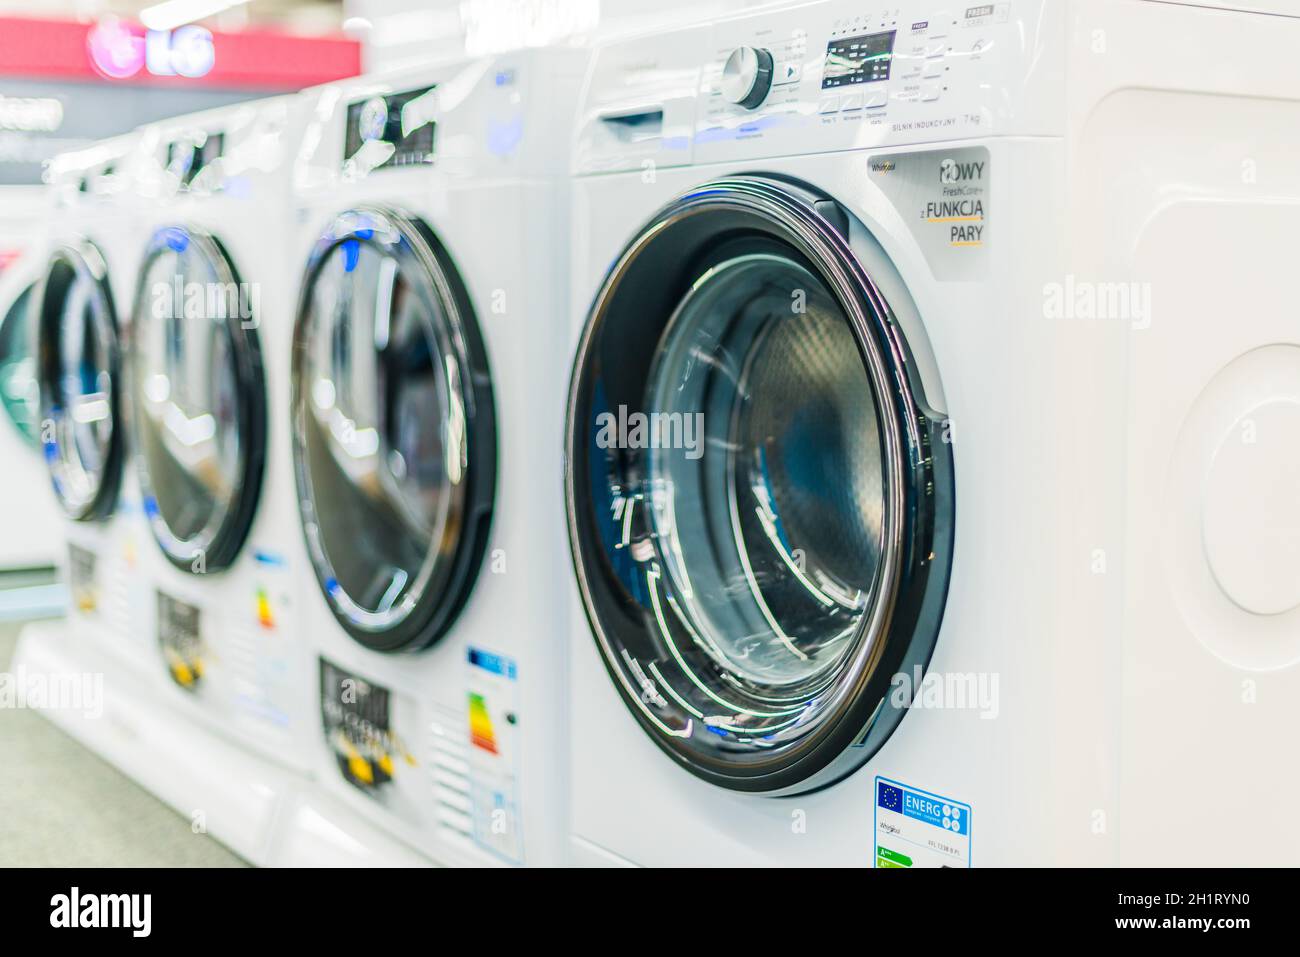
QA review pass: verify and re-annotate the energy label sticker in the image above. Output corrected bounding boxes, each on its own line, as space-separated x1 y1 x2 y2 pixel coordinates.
466 647 524 864
874 776 971 868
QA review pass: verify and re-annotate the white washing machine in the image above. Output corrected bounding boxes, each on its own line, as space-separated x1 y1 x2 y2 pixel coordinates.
37 136 156 672
1094 0 1300 866
288 48 586 866
127 96 317 773
564 0 1300 866
0 191 65 575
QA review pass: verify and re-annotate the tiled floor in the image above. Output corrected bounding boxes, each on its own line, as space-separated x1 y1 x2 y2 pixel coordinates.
0 615 247 867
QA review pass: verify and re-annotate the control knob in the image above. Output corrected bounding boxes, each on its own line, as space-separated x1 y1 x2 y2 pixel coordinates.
720 46 775 109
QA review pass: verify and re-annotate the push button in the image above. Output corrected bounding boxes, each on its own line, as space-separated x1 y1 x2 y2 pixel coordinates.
864 89 888 108
840 92 863 111
819 95 840 114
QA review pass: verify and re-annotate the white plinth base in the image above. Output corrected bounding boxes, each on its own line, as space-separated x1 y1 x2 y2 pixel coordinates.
12 619 433 868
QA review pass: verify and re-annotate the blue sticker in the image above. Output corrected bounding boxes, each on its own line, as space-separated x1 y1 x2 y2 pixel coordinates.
160 226 189 252
873 776 971 868
468 647 518 681
341 239 360 272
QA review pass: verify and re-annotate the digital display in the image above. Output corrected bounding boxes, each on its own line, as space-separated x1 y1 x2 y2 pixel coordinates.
194 132 223 176
157 591 204 690
822 30 896 88
167 132 223 186
345 85 437 169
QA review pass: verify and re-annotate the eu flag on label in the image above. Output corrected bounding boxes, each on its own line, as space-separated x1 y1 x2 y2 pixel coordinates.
878 782 902 812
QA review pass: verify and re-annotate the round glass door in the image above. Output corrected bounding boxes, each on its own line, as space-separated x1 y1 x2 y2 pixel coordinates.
0 282 41 445
566 177 955 795
36 243 124 521
292 207 495 653
130 226 265 572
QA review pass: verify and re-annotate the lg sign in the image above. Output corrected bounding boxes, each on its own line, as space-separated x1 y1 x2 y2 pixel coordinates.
87 17 215 80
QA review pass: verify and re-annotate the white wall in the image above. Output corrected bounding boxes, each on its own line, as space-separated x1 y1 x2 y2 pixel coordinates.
343 0 769 73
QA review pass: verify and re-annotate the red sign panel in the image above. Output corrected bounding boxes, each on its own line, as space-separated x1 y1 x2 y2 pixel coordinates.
0 16 361 90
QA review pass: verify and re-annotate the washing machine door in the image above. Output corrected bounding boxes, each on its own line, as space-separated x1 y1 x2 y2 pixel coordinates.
36 242 126 521
566 176 955 795
129 226 266 572
0 281 41 446
291 207 495 653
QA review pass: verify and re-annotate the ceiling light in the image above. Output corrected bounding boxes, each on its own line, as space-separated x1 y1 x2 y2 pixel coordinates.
140 0 250 33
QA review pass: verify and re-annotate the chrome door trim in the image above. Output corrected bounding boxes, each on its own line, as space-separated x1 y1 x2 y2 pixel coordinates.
564 175 955 795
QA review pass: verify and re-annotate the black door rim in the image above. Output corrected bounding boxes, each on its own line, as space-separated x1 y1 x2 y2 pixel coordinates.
290 205 496 654
0 280 41 446
36 240 125 523
129 224 267 574
564 175 956 796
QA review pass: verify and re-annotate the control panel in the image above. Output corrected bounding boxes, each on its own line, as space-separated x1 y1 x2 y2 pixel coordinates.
696 2 1035 163
299 48 589 194
573 1 1056 172
166 131 224 187
344 85 438 171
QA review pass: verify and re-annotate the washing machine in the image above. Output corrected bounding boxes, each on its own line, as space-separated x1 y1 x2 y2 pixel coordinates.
0 191 64 574
36 135 156 670
289 48 586 866
564 0 1300 867
126 95 316 773
1091 0 1300 866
